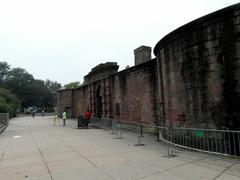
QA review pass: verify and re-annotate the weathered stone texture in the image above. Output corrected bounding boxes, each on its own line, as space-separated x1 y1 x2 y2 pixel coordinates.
72 86 89 118
58 3 240 129
84 62 118 84
134 46 152 65
57 89 73 116
58 59 161 125
112 59 161 124
154 3 240 129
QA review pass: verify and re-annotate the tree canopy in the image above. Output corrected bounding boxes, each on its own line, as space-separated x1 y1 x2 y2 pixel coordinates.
0 61 10 85
0 61 62 114
0 87 20 117
63 81 81 89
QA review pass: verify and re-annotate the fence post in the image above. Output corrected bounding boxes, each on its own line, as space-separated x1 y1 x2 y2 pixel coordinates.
110 119 116 134
113 123 123 139
7 113 9 126
118 124 122 139
103 118 107 131
134 123 145 146
0 113 9 134
140 124 143 137
156 127 161 142
167 127 175 157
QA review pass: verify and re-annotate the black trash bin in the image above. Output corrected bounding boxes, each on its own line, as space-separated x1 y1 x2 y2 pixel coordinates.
77 115 84 128
84 117 89 128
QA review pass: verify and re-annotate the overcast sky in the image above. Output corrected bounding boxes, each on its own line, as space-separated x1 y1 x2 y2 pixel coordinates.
0 0 239 85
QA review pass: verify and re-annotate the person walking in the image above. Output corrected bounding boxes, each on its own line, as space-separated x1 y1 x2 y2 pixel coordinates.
32 109 36 118
62 110 67 126
41 109 45 116
54 111 59 126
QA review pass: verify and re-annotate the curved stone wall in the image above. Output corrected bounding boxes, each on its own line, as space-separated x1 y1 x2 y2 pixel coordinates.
154 3 240 129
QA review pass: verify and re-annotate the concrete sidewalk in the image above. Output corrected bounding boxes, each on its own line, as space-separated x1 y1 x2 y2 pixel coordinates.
0 116 239 180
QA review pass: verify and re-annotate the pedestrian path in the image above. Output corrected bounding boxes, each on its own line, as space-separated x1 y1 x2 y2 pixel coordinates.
0 116 239 180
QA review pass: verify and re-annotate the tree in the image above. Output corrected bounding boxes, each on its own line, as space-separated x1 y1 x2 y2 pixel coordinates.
0 61 10 86
31 79 49 108
0 63 62 113
6 68 35 109
63 81 81 89
45 79 62 93
45 79 61 109
0 88 20 117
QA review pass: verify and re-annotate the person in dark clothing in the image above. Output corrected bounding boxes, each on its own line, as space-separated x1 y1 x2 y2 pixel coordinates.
32 110 36 118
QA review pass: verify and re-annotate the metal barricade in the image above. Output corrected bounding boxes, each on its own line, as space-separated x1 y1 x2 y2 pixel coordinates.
135 123 145 146
111 118 117 134
88 117 240 157
114 120 138 139
170 127 240 157
89 117 101 128
103 118 113 130
142 124 174 156
0 113 9 133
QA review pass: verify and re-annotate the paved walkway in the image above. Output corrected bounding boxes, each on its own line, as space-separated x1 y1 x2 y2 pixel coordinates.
0 116 239 180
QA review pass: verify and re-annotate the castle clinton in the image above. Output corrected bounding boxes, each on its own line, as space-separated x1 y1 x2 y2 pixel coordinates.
58 3 240 130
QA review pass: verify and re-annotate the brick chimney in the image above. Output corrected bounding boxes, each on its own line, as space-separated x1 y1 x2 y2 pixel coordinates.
134 46 152 65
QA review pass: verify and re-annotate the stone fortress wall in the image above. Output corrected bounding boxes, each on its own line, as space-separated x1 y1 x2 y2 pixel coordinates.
58 3 240 129
57 47 161 125
154 3 240 129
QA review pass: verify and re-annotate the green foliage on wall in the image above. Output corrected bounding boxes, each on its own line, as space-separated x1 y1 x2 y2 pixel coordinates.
63 81 81 89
